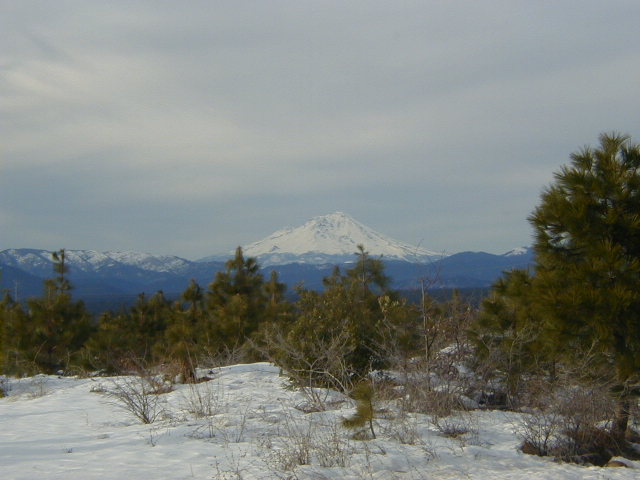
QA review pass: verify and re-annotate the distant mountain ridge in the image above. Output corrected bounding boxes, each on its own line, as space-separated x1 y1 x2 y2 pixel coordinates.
0 213 535 309
0 248 193 276
0 248 226 304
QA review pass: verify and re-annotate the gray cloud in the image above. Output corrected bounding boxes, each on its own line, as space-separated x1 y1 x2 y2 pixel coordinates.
2 1 640 258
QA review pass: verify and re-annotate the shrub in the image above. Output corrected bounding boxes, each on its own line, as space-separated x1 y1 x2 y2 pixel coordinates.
107 375 166 424
181 380 222 418
515 383 619 466
264 415 352 473
258 322 355 411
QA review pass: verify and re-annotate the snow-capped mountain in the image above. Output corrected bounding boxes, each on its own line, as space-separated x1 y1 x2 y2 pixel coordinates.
0 248 216 303
0 248 193 277
235 212 445 266
0 215 536 306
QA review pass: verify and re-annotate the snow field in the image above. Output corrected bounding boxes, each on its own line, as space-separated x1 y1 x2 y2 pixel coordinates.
0 363 637 479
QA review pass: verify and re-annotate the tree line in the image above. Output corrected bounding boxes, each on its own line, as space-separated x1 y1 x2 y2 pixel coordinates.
0 244 461 382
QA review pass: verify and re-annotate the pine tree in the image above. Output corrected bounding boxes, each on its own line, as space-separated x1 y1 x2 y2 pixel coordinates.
51 249 71 294
471 269 552 403
83 311 138 373
0 293 30 374
0 293 13 374
164 280 204 381
262 270 291 325
85 291 171 373
287 245 396 381
376 293 422 373
340 245 396 373
205 247 276 352
529 133 640 442
25 250 93 373
342 381 376 439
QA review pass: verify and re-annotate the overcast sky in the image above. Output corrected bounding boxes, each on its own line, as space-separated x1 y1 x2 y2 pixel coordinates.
2 1 639 259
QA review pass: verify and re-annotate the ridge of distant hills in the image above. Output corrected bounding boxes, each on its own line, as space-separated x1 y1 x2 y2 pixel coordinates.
0 212 534 310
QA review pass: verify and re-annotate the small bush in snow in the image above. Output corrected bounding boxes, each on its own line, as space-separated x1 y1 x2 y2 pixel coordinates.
380 411 422 445
431 409 479 444
107 376 166 424
257 320 356 407
181 380 222 418
516 384 619 465
264 415 352 473
28 375 49 398
516 408 561 456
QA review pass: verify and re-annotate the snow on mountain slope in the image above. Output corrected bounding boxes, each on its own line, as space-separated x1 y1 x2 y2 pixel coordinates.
502 246 533 257
240 212 444 265
0 248 192 276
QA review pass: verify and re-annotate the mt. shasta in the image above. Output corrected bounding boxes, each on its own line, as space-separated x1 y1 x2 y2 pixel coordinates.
0 212 534 307
232 212 444 266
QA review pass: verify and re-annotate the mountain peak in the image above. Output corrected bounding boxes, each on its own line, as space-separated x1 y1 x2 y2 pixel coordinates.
313 211 353 222
240 212 443 266
502 246 532 257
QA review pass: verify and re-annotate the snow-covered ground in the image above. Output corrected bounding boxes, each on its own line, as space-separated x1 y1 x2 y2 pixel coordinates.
0 363 637 479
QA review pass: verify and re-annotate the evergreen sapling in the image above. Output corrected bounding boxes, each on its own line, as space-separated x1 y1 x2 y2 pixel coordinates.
342 381 376 439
